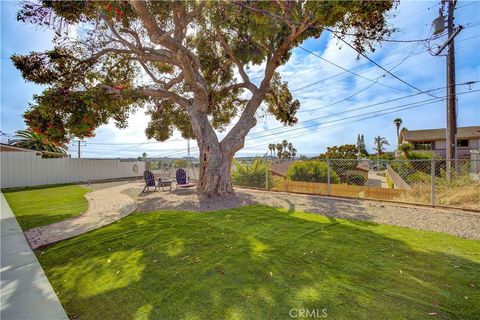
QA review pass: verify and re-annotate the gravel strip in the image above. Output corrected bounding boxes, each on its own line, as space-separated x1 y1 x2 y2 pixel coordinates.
116 182 480 239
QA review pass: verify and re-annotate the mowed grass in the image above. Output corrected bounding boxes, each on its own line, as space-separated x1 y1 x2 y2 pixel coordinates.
3 184 89 230
37 206 480 320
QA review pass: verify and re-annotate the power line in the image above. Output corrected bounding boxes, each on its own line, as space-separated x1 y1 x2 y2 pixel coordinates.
235 2 442 98
328 30 439 98
290 43 426 95
153 88 479 158
297 43 420 113
249 81 478 138
84 139 185 145
240 89 479 152
297 46 412 93
455 2 478 10
291 28 479 96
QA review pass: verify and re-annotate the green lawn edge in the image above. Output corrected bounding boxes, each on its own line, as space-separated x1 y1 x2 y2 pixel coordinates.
37 205 480 320
3 183 90 230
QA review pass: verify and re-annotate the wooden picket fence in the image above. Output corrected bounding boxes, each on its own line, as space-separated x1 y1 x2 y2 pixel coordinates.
272 180 406 201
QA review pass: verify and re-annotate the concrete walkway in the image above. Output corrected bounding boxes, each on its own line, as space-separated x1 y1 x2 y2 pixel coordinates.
1 193 68 320
366 171 388 188
24 184 136 250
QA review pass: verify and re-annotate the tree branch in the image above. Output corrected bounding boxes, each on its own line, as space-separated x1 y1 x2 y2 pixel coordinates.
217 32 258 93
128 1 176 47
221 22 310 153
129 0 208 109
133 87 190 109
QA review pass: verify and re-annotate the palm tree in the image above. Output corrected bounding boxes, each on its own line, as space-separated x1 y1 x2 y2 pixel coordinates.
397 142 412 159
291 148 297 160
393 118 403 144
282 140 288 153
268 144 275 157
399 127 408 144
373 136 389 157
142 152 147 160
276 143 283 159
9 129 67 155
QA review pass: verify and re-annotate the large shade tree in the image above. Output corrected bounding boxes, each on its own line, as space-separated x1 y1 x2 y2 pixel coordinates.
12 0 395 196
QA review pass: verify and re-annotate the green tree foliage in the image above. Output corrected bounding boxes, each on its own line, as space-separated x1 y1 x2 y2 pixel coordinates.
268 144 275 158
408 150 441 160
356 134 368 156
347 174 366 186
393 118 403 145
287 161 340 183
9 129 67 156
232 160 272 189
271 139 297 159
373 136 389 156
173 159 189 168
317 144 359 174
397 142 413 159
12 0 395 195
318 144 358 159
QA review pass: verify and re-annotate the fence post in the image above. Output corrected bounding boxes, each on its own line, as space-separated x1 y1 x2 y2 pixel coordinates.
431 159 435 207
265 158 268 190
327 159 331 196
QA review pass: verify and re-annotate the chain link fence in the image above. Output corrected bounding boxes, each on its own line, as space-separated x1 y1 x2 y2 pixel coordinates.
232 158 480 211
146 160 199 182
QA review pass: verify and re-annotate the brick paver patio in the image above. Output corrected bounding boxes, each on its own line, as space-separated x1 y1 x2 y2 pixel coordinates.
24 184 137 250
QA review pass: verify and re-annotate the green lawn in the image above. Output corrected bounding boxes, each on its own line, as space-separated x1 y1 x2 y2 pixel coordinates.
36 206 480 320
3 184 89 230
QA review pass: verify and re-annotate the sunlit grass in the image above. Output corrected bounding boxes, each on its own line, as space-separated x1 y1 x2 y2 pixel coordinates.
3 184 89 230
36 206 480 320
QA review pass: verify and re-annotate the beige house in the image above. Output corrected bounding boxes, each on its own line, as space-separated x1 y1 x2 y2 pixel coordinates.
400 126 480 159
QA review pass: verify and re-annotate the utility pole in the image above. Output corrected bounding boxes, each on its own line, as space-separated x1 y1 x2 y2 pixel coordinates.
446 0 457 179
433 0 462 179
74 140 86 158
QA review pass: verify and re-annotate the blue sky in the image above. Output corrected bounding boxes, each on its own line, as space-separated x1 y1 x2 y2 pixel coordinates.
1 0 479 158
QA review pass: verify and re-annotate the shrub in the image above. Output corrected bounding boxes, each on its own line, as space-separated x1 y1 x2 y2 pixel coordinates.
287 161 340 183
386 174 394 188
346 174 366 186
409 150 441 160
397 142 413 159
406 171 431 184
232 160 273 189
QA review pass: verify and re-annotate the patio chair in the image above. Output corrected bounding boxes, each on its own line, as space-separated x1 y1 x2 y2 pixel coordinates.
175 168 196 188
142 170 157 193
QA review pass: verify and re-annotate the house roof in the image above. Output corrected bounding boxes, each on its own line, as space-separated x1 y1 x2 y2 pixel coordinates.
270 162 291 177
0 143 68 158
0 143 40 153
355 162 370 172
402 126 480 142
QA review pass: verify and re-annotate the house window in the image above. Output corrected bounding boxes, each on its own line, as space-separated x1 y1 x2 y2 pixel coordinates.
414 141 433 150
457 139 469 147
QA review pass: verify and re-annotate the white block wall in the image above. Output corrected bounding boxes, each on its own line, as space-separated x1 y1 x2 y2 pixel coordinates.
0 152 145 188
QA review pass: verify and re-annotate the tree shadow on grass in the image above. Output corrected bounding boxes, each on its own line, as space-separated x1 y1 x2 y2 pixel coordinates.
15 213 83 231
132 188 257 213
38 206 480 320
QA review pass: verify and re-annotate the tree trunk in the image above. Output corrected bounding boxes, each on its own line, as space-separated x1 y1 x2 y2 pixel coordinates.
196 142 234 197
187 107 236 197
188 93 263 197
